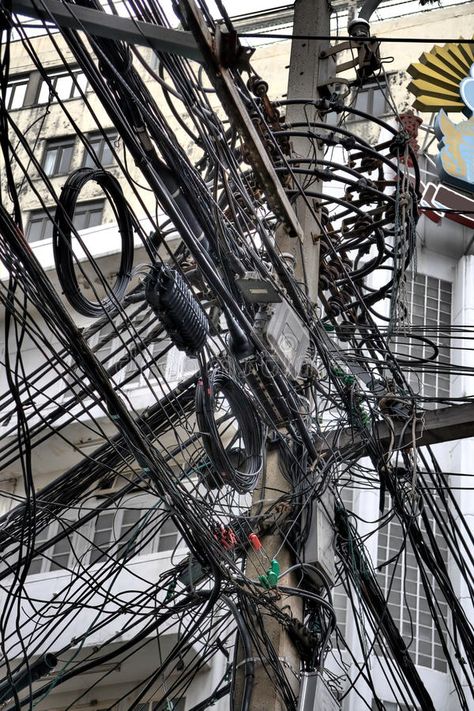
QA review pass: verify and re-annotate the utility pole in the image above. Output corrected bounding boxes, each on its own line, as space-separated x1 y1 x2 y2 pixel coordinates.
235 2 334 710
276 0 333 304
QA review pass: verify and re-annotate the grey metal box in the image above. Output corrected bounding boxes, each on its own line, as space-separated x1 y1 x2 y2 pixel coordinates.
298 672 341 711
264 301 310 380
302 490 336 588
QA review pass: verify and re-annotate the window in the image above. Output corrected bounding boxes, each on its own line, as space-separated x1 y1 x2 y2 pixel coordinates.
29 518 76 575
73 200 104 231
397 273 452 401
26 207 55 243
42 137 75 176
375 491 448 672
21 498 184 576
89 498 183 566
122 312 172 388
347 78 391 121
93 321 118 370
26 200 104 243
156 518 181 552
5 76 28 110
83 131 117 168
37 69 88 104
90 507 142 564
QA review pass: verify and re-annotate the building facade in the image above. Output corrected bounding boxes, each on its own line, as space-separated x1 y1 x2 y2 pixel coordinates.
1 1 474 709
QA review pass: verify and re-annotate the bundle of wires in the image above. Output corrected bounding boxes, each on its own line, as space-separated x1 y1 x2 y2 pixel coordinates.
196 366 264 493
53 167 134 317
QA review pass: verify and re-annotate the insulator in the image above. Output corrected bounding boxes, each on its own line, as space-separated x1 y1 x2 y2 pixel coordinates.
145 264 208 356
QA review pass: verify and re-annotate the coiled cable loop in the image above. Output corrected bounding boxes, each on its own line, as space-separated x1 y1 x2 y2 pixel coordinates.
196 367 264 493
53 167 134 317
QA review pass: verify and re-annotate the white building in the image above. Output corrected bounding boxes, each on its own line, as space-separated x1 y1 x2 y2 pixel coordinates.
1 1 474 710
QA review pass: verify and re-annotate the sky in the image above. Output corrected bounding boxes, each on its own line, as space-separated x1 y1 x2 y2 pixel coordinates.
159 0 290 26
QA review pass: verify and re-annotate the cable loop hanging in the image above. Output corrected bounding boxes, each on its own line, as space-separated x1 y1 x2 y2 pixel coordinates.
53 167 134 317
196 366 264 494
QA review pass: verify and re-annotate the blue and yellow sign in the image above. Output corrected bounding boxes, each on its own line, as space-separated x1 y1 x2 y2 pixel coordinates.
435 106 474 192
408 40 474 193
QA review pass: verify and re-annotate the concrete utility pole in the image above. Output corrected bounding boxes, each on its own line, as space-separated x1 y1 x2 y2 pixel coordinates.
234 2 333 710
276 0 333 303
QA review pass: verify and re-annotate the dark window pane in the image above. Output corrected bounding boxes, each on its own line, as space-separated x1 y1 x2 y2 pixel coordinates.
372 87 387 116
42 139 75 176
59 144 74 173
353 88 369 113
83 133 116 168
157 533 178 552
87 208 103 229
70 201 104 232
27 211 54 243
37 69 87 104
6 79 28 109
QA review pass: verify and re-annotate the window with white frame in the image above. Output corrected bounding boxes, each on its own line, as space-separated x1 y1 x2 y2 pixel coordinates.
5 76 29 110
124 334 172 388
25 207 55 243
72 200 105 231
23 496 184 575
42 137 75 177
28 515 83 575
397 273 451 401
88 495 184 566
83 131 117 168
375 491 448 672
37 68 88 104
63 317 175 400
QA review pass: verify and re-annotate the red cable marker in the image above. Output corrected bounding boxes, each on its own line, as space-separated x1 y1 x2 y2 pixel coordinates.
248 532 262 551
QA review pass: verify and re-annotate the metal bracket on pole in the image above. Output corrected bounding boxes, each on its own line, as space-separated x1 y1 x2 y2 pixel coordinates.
179 0 304 240
11 0 204 63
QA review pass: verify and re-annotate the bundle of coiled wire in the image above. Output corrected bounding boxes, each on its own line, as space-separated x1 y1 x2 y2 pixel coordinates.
145 263 208 355
53 167 134 317
196 367 264 493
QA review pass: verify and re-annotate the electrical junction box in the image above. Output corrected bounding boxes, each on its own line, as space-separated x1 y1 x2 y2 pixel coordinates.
235 272 281 304
262 301 310 380
298 672 341 711
303 490 336 589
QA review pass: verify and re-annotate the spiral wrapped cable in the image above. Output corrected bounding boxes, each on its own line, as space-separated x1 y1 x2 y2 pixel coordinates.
145 264 208 356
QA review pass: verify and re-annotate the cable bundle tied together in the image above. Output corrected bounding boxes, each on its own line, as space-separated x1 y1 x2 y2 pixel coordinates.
145 264 208 356
196 367 264 493
53 167 134 317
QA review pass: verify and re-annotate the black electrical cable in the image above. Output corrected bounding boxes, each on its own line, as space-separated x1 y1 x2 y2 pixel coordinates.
53 167 134 317
196 366 264 493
